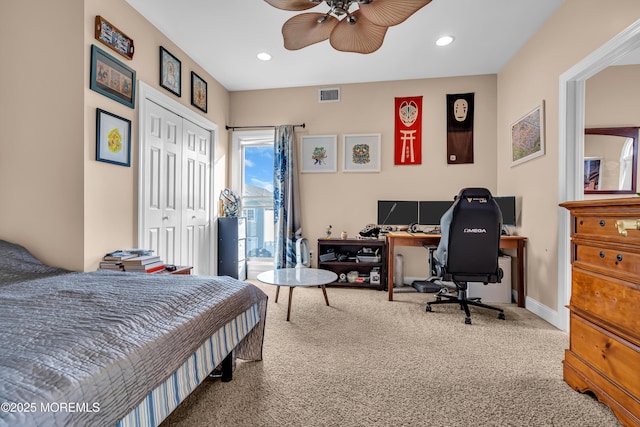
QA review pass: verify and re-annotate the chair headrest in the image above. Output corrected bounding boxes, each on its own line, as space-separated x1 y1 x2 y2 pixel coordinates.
456 187 493 199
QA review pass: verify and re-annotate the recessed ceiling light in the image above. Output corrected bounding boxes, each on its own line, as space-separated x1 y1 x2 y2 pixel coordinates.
257 52 272 61
435 36 454 47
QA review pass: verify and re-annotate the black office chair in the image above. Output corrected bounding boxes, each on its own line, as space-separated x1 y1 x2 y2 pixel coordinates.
425 188 506 324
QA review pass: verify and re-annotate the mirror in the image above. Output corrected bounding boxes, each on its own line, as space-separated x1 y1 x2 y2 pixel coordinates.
584 127 638 194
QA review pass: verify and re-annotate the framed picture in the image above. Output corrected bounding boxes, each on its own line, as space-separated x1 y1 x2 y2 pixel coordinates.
95 16 134 60
510 101 545 166
191 71 207 113
90 45 136 108
160 46 181 97
584 157 603 191
300 135 337 173
96 108 131 167
343 133 381 172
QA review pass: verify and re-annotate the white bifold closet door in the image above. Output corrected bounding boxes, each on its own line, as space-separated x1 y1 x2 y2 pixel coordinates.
141 100 212 274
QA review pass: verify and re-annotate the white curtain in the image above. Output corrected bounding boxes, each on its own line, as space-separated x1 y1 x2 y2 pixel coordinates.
273 125 302 269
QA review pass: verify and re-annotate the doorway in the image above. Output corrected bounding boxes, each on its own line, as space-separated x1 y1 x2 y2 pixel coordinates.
558 19 640 331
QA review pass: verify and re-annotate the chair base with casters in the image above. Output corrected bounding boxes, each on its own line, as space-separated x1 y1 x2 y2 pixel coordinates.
423 237 506 324
426 282 505 324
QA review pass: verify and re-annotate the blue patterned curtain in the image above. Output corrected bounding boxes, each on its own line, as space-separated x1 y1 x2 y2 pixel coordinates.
274 125 302 269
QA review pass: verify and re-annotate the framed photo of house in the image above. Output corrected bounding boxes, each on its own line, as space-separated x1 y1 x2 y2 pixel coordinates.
300 135 337 173
510 101 545 167
96 108 131 167
584 157 603 191
90 45 136 108
343 133 381 172
191 71 207 113
160 46 181 97
95 15 134 60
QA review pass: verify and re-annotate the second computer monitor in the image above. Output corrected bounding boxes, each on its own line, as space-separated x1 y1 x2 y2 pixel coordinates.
494 196 517 226
418 201 454 226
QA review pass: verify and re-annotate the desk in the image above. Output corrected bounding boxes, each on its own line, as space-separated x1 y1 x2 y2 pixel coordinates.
385 232 527 307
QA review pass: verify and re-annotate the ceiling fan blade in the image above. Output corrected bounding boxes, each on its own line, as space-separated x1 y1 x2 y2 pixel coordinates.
329 11 387 54
264 0 321 11
359 0 432 27
282 13 339 50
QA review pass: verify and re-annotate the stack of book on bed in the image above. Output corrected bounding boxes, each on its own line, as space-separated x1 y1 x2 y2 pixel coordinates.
99 249 165 273
121 254 165 273
99 250 137 271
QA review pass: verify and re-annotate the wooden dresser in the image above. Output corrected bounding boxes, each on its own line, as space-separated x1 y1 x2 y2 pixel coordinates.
561 198 640 426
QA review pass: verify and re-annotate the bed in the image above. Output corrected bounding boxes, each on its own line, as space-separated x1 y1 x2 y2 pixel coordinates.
0 240 268 427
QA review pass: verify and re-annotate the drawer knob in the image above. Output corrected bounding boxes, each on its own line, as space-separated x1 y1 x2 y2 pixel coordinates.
617 254 623 262
599 251 605 258
616 219 640 236
599 220 606 227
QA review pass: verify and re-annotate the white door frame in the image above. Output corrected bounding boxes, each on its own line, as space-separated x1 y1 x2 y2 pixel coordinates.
557 19 640 331
137 81 218 274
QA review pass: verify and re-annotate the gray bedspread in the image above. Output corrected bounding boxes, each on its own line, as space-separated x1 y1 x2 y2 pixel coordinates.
0 240 267 427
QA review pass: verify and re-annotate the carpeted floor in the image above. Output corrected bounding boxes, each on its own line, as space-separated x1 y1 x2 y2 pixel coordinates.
161 282 620 426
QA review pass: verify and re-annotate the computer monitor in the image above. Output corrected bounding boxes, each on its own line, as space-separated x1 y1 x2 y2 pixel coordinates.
377 201 419 226
418 201 454 226
495 196 517 226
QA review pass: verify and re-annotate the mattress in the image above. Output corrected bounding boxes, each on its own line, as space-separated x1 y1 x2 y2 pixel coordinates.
117 303 261 427
0 240 267 427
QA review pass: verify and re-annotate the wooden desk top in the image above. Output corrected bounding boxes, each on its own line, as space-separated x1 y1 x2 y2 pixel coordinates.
386 231 526 241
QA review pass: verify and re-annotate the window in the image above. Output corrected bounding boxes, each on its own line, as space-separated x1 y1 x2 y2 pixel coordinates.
232 131 275 267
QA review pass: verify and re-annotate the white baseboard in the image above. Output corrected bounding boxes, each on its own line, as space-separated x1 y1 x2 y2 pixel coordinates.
523 296 566 331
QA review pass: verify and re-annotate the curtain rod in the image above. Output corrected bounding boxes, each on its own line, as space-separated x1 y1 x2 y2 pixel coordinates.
225 123 305 131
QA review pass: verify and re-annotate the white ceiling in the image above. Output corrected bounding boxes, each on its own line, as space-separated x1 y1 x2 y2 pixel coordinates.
124 0 566 92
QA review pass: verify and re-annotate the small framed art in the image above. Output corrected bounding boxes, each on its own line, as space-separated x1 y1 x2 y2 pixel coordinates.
90 45 136 108
191 71 207 113
96 108 131 167
511 101 545 166
160 46 181 97
300 135 337 173
343 133 381 172
95 16 134 60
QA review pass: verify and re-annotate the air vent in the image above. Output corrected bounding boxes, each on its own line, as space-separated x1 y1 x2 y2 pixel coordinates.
319 88 340 103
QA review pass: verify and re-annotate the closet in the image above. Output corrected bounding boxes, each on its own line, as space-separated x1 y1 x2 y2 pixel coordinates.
139 93 214 275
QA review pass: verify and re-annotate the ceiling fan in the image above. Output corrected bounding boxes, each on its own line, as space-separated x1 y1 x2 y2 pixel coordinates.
264 0 432 54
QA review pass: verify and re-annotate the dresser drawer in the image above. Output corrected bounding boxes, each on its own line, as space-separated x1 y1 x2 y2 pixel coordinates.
574 242 640 280
574 214 640 244
569 314 640 400
571 268 640 345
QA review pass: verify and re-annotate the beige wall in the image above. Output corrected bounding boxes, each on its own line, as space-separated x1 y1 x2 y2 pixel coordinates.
230 75 498 278
0 0 85 270
0 0 230 270
497 0 640 311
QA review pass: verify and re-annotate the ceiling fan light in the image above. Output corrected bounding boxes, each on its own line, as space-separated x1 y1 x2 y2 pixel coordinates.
257 52 272 61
